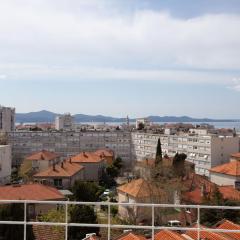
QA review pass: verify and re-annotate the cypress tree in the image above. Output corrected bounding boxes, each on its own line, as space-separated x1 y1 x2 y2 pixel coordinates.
155 138 163 164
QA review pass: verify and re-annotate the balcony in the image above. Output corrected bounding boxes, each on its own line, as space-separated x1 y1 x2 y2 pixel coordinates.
0 200 240 240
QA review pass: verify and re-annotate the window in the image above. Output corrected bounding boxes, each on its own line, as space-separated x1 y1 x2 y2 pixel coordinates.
54 179 63 188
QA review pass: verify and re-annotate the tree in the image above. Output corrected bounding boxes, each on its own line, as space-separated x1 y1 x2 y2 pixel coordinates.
200 187 240 226
0 204 34 240
172 153 187 178
155 138 163 164
71 181 103 202
102 156 123 188
137 122 145 130
68 205 99 240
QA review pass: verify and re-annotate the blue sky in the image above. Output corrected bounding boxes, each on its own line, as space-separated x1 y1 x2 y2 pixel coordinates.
0 0 240 118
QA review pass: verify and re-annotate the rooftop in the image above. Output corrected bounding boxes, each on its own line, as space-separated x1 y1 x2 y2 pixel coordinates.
117 178 166 198
116 232 146 240
26 150 59 161
216 219 240 240
34 160 84 178
231 153 240 158
70 152 105 163
210 160 240 176
0 183 65 200
155 230 187 240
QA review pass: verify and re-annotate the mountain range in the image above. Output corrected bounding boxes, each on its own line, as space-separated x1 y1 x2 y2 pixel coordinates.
15 110 238 123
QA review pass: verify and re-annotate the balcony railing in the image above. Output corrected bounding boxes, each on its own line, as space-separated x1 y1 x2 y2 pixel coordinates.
0 200 240 240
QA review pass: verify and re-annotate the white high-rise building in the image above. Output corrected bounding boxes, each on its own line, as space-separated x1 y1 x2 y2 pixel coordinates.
55 113 74 130
0 145 12 184
0 105 15 132
131 131 239 177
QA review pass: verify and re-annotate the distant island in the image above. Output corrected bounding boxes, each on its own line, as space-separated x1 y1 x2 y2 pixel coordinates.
15 110 239 123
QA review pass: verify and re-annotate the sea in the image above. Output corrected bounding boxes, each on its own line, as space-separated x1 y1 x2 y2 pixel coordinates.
80 121 240 130
18 121 240 130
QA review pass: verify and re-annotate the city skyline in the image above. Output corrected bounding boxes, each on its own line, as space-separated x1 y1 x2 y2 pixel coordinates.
1 0 240 118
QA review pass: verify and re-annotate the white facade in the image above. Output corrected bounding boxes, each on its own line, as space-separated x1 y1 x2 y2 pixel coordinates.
210 172 238 186
131 132 239 177
0 106 15 132
7 131 132 167
7 129 240 177
55 113 74 130
0 145 12 184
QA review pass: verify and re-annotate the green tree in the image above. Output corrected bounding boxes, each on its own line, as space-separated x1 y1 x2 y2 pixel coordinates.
201 187 240 226
68 205 99 240
0 204 34 240
71 181 103 202
102 157 123 188
155 138 162 164
137 122 145 130
172 153 187 178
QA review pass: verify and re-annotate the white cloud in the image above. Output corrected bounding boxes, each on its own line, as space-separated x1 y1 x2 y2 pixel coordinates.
230 77 240 91
0 0 240 84
0 74 7 79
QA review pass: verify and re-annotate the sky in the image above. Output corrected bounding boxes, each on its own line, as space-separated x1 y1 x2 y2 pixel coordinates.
1 0 240 119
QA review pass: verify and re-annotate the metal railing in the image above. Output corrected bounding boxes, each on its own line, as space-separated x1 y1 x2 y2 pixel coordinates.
0 200 240 240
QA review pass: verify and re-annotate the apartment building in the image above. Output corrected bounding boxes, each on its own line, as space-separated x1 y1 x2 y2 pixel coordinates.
131 131 239 176
0 105 15 132
0 145 12 184
55 113 74 130
7 130 132 167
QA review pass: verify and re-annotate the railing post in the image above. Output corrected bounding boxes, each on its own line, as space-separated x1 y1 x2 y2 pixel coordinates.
197 205 200 240
151 204 155 240
23 201 27 240
65 201 68 240
108 202 111 240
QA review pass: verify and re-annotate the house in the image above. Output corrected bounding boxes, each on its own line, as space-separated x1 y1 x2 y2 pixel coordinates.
0 183 65 218
94 148 114 165
185 224 232 240
117 178 167 223
230 152 240 161
155 230 187 240
21 150 60 178
69 152 106 182
114 232 147 240
33 159 85 189
182 173 240 204
215 219 240 240
209 160 240 188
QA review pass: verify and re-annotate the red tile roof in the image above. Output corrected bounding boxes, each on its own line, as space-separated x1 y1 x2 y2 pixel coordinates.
185 225 230 240
70 152 104 163
210 161 240 176
183 185 240 204
26 150 59 161
0 183 65 200
32 225 65 240
216 219 240 240
94 149 114 157
34 160 84 178
117 178 166 198
117 232 147 240
218 186 240 201
155 230 187 240
231 153 240 158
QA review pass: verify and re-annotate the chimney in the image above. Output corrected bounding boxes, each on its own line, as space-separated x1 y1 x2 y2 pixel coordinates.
200 184 206 197
53 163 56 171
61 162 64 168
69 157 72 164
